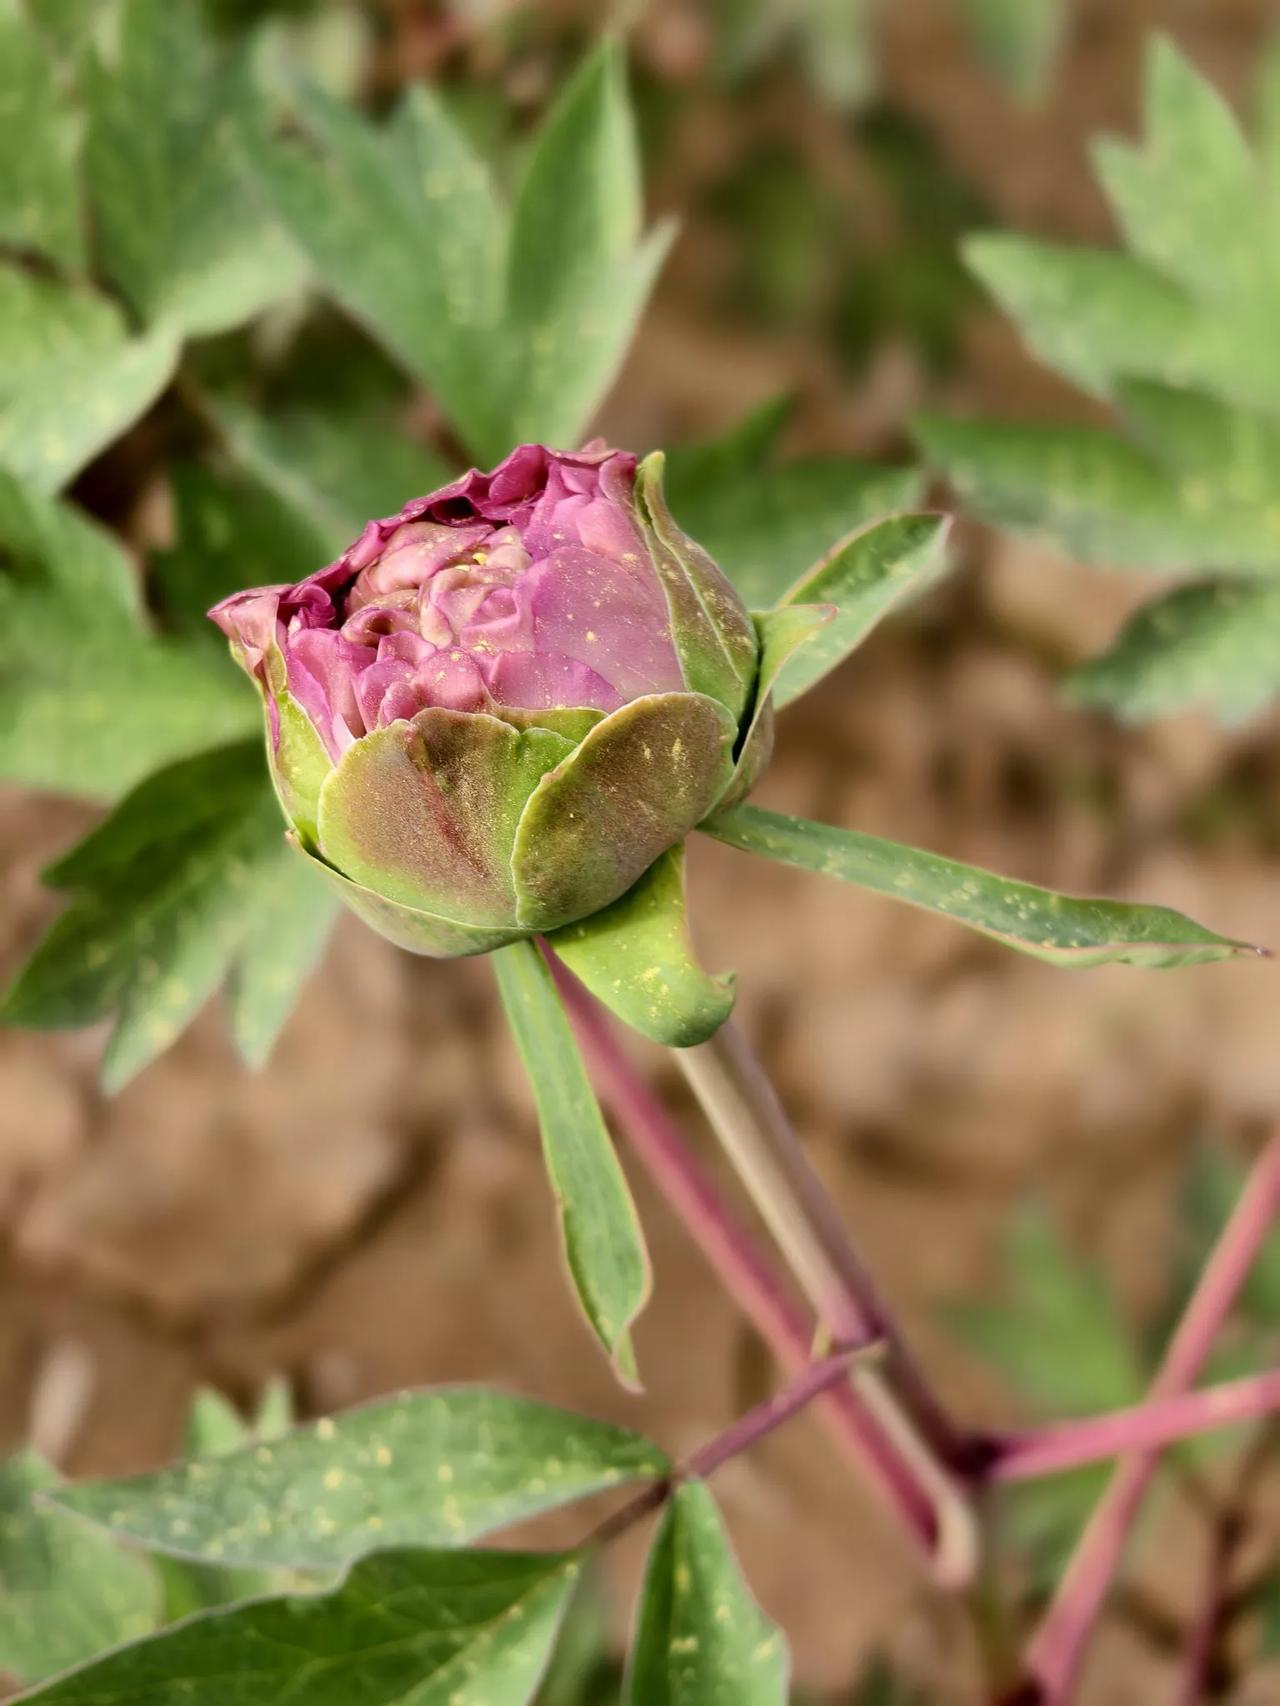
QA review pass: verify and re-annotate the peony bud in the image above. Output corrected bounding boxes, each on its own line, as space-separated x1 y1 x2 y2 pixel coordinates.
211 441 767 956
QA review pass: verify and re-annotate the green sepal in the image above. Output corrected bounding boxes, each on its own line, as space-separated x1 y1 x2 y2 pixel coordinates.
721 604 834 807
547 845 735 1046
770 512 951 708
513 691 736 933
288 835 523 959
637 451 759 723
318 708 574 929
495 704 607 742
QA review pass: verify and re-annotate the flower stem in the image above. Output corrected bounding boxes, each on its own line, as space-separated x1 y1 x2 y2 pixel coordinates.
984 1369 1280 1482
548 954 948 1570
675 1017 979 1586
1021 1132 1280 1703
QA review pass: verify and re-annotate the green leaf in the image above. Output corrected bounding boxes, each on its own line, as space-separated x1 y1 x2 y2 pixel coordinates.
85 0 305 336
951 1207 1143 1416
2 743 336 1088
0 267 178 494
493 940 651 1383
626 1480 788 1705
547 846 735 1048
1068 580 1280 725
957 0 1066 100
665 419 923 608
703 803 1261 968
0 1450 159 1686
770 513 951 706
15 1547 580 1706
0 0 83 269
54 1386 665 1570
207 390 452 560
0 473 261 799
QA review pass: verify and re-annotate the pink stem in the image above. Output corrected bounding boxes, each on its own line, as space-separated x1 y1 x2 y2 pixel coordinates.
1022 1133 1280 1703
684 1349 859 1480
548 955 943 1565
985 1369 1280 1483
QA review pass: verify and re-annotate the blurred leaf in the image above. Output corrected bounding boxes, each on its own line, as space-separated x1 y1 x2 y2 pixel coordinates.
0 472 260 799
15 1547 580 1706
0 0 83 269
548 847 735 1048
0 266 178 493
2 742 336 1088
952 1207 1143 1416
704 804 1260 968
665 412 923 607
535 1566 618 1706
716 0 880 110
494 940 651 1384
0 1450 159 1686
958 0 1067 100
85 0 305 337
208 389 452 557
997 1467 1113 1599
626 1480 788 1704
56 1385 666 1571
1068 580 1280 724
27 0 115 52
770 513 951 706
1172 1149 1280 1335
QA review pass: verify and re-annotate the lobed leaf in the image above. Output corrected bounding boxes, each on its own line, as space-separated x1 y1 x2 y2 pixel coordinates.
493 941 651 1383
703 803 1261 968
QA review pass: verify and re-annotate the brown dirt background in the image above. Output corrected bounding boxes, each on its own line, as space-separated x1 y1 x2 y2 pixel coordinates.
4 1 1280 1699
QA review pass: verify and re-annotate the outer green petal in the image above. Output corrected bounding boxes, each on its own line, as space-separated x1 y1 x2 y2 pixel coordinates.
227 634 334 845
513 692 736 932
317 708 574 928
720 604 833 809
288 835 523 958
547 845 735 1046
636 452 759 723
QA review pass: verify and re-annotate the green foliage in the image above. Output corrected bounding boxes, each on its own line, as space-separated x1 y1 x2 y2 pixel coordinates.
714 0 880 110
0 1450 159 1687
248 45 669 464
1 743 336 1088
15 1547 581 1706
704 803 1257 968
918 37 1280 722
957 0 1066 100
55 1386 666 1571
626 1481 788 1704
0 0 83 269
493 941 651 1384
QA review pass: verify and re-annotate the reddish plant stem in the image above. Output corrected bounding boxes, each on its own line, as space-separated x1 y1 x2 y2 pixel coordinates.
548 956 948 1570
1021 1133 1280 1704
984 1370 1280 1483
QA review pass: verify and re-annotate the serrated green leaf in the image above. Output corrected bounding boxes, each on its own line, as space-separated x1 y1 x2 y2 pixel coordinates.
207 390 452 559
14 1547 580 1706
2 743 335 1087
54 1387 666 1570
547 846 735 1048
770 512 950 706
626 1480 788 1705
0 267 178 493
85 0 305 336
0 1 83 269
1068 579 1280 724
703 803 1260 967
665 420 923 608
493 941 651 1383
0 1450 159 1686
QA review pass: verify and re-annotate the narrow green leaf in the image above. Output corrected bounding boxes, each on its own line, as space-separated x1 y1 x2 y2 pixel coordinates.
703 803 1261 968
771 513 950 707
665 426 923 609
626 1481 788 1706
0 1 83 269
2 744 332 1087
1068 580 1280 725
15 1547 580 1706
54 1387 665 1570
547 847 735 1048
85 0 305 336
493 940 651 1382
0 1450 159 1686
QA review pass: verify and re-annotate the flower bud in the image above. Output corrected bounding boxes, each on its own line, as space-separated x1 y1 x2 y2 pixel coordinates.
211 442 764 954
